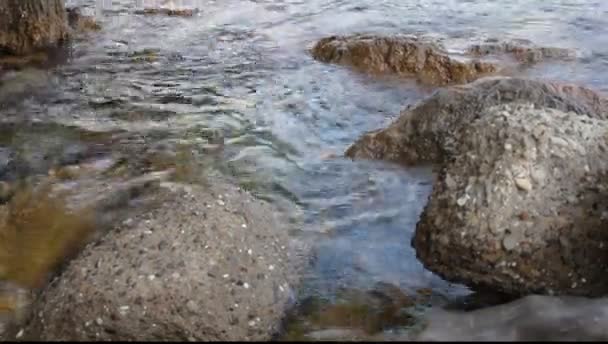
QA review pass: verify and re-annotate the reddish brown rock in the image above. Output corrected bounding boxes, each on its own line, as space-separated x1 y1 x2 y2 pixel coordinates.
0 0 68 55
311 34 497 86
467 38 576 64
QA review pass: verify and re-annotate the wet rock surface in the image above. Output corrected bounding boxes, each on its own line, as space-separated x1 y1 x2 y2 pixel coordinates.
347 77 608 296
0 6 99 72
346 77 608 165
133 8 198 17
414 103 608 296
0 0 68 56
16 180 299 341
0 120 214 338
467 38 576 64
417 295 608 341
311 34 497 86
66 7 102 34
280 282 416 340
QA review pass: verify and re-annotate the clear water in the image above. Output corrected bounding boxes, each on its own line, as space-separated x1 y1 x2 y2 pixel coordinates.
2 0 608 338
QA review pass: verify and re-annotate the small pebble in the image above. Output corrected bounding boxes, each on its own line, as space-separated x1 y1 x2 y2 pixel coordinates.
96 317 103 326
186 300 198 313
16 329 24 339
243 283 250 289
268 265 275 271
242 224 247 228
456 195 468 207
223 274 230 279
148 274 156 281
518 211 529 221
514 177 532 192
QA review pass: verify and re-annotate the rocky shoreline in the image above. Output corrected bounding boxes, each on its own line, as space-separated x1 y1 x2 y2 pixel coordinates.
344 74 608 297
1 0 607 339
322 33 608 339
12 179 300 341
0 115 304 341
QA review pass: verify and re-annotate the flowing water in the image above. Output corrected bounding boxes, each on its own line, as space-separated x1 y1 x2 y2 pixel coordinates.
2 0 608 340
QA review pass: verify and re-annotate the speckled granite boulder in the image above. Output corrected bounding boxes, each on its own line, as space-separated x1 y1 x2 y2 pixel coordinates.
346 77 608 165
347 77 608 296
414 103 608 296
19 180 300 341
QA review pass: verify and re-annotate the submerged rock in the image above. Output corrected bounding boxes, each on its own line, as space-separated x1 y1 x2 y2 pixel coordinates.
66 8 102 34
19 180 299 341
418 295 608 341
280 282 415 341
347 77 608 296
134 8 198 17
311 34 497 86
467 38 576 64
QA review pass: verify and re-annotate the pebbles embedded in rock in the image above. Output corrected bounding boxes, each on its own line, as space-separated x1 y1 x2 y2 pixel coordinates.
456 195 469 207
514 177 532 192
348 77 608 296
22 182 301 340
502 235 519 251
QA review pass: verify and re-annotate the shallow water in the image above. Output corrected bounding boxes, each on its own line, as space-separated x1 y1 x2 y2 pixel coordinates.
3 0 608 339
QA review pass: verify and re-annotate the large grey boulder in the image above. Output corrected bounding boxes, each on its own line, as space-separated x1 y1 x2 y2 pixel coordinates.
346 77 608 165
17 180 299 341
415 103 608 296
347 77 608 296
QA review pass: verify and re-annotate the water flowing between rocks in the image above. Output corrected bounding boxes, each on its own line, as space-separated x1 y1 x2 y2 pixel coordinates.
1 0 608 340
